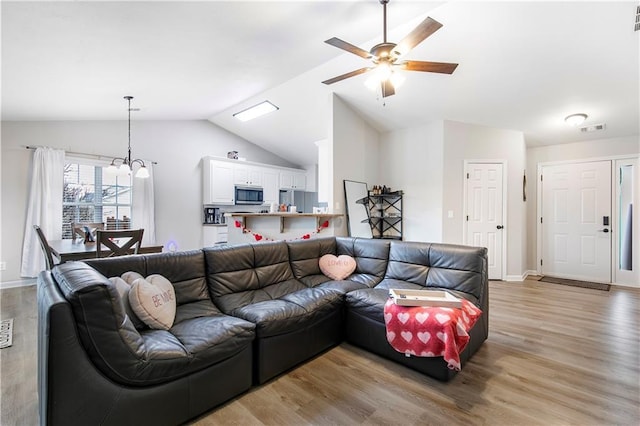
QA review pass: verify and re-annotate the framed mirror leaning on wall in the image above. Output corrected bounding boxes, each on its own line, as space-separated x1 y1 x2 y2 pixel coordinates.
343 180 373 238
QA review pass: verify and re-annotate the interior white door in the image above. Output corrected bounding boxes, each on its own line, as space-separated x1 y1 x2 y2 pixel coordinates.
466 163 504 280
541 161 612 283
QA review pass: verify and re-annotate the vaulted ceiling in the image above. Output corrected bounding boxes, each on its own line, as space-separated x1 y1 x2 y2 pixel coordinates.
2 1 638 166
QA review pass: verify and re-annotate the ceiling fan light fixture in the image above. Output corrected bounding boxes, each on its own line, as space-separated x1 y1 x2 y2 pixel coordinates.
389 71 405 89
233 101 279 122
321 1 457 97
565 113 588 126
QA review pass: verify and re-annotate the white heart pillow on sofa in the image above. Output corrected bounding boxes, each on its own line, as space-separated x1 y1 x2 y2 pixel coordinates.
121 271 144 285
109 276 146 329
128 274 176 330
319 254 356 280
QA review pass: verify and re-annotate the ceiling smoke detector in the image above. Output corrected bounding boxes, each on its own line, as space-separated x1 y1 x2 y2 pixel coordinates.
580 123 607 133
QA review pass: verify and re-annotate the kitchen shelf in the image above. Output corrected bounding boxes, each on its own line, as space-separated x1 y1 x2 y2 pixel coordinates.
357 190 403 240
225 212 341 233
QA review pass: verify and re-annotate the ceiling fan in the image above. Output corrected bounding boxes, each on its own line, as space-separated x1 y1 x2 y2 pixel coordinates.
322 0 458 98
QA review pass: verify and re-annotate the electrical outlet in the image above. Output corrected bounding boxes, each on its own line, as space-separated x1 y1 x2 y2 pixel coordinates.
0 262 6 271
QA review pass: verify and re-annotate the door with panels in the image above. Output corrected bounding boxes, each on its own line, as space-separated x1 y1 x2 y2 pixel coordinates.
465 163 504 280
540 161 611 283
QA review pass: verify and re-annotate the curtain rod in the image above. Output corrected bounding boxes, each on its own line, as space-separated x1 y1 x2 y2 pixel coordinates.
24 145 158 165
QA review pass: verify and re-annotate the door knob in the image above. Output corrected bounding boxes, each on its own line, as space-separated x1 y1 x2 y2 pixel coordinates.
496 225 504 230
602 228 609 233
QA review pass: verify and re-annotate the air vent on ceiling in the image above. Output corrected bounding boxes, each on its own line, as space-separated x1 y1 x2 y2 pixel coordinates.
580 123 607 133
636 5 640 31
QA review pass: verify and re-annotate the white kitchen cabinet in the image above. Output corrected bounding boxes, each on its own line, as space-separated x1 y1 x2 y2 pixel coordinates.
203 225 228 246
203 157 235 205
262 168 279 206
234 164 262 187
280 170 306 190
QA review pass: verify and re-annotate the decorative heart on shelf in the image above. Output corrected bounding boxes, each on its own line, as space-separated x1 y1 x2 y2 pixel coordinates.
319 254 356 280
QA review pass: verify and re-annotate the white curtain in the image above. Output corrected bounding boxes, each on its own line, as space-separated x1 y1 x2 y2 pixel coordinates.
21 147 65 277
132 162 156 246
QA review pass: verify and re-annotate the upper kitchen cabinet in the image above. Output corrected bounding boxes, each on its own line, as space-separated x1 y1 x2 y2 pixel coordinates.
261 168 279 206
234 164 262 187
202 157 235 205
280 170 306 190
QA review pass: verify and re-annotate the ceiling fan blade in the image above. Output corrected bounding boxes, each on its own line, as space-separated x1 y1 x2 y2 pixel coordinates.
401 60 458 74
381 80 395 98
324 37 372 59
322 67 372 85
392 17 443 58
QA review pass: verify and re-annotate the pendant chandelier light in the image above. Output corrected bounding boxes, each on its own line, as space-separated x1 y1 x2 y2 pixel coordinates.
107 96 149 178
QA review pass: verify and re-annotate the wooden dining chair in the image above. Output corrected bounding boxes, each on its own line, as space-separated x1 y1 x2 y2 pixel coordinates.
33 225 61 270
71 222 105 242
96 229 144 258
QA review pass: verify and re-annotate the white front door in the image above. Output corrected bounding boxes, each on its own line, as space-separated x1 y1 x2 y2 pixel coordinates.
541 161 612 283
466 163 504 280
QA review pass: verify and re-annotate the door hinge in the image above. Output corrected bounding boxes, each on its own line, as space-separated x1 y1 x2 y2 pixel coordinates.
540 217 543 224
540 259 543 266
466 215 469 221
466 173 469 179
540 174 543 181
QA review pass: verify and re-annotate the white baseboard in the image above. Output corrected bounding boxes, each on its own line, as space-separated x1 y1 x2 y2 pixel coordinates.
0 278 36 289
504 270 538 282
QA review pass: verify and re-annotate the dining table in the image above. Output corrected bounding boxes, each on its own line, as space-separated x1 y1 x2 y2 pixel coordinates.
48 239 164 262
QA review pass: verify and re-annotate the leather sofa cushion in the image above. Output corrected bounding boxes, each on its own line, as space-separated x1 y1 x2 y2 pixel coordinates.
205 242 307 313
54 262 255 386
336 237 390 287
426 244 486 301
383 241 487 301
287 238 336 287
85 250 211 306
230 287 343 338
314 279 369 294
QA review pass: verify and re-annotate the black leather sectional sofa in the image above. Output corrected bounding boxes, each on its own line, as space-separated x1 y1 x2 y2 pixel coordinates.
37 236 488 425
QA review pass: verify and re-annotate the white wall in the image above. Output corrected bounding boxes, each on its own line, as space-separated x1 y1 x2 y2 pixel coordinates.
330 95 380 236
377 119 527 278
379 121 444 242
0 120 297 282
525 135 640 271
443 120 527 279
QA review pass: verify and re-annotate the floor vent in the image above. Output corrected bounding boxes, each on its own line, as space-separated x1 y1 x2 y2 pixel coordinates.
0 318 13 349
580 123 606 133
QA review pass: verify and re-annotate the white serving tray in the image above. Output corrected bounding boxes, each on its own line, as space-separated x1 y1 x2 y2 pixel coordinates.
389 289 462 308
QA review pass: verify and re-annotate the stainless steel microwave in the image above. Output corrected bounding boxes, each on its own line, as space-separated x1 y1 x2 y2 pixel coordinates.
235 186 264 205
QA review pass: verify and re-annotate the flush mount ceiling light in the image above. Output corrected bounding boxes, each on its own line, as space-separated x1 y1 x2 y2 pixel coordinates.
564 113 588 126
107 96 149 178
233 101 279 122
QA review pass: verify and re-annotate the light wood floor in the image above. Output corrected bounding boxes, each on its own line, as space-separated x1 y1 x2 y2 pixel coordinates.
1 278 639 425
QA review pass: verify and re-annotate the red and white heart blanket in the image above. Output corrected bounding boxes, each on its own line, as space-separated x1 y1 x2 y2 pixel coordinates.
383 298 483 371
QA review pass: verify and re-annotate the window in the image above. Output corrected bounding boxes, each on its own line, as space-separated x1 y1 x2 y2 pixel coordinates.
62 158 132 239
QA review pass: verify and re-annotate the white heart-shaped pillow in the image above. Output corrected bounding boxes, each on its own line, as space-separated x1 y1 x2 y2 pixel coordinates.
121 271 144 285
319 254 356 280
109 276 145 329
128 274 176 330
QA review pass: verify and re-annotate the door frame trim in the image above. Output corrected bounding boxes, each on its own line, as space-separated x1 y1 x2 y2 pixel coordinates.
536 155 639 282
463 159 508 281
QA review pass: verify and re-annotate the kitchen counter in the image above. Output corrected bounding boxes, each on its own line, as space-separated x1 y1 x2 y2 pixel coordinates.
225 212 343 243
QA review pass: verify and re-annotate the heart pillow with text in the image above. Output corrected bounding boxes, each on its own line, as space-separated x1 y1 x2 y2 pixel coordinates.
319 254 357 281
128 274 176 330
